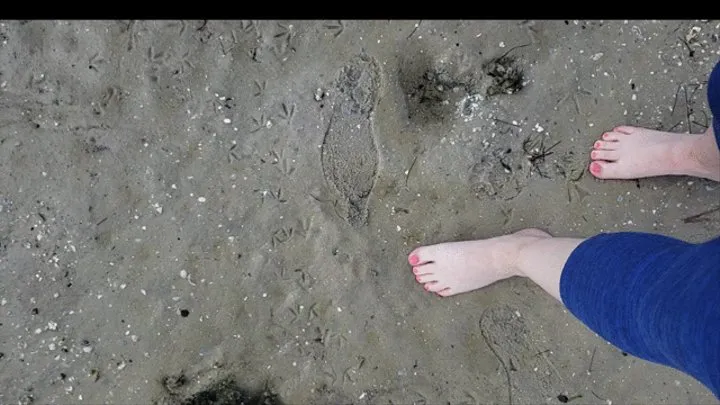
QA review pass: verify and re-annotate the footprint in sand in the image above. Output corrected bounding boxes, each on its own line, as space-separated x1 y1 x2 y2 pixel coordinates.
480 305 562 405
321 54 380 227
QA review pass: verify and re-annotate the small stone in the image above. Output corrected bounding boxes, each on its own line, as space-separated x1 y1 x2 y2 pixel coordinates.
197 197 206 203
180 270 188 279
82 346 92 353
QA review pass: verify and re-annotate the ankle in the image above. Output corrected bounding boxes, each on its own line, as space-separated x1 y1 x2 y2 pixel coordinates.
509 235 545 278
680 130 720 180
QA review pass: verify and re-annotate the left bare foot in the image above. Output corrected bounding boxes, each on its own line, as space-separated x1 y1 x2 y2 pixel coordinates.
407 229 551 297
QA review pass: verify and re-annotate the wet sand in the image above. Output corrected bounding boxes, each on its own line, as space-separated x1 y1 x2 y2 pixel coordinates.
0 20 718 404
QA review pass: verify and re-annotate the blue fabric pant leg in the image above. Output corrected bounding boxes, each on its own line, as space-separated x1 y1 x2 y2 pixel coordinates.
559 59 720 398
711 58 720 148
561 234 720 397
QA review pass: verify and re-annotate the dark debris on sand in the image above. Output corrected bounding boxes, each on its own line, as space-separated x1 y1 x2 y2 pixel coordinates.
483 55 525 97
180 378 283 405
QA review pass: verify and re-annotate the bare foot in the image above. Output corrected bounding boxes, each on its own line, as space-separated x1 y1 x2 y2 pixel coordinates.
408 229 551 297
589 126 720 181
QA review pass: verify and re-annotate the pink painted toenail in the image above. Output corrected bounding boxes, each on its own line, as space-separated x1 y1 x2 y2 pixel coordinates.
590 161 601 174
591 151 597 159
594 141 601 148
412 267 418 274
603 133 609 139
409 254 420 265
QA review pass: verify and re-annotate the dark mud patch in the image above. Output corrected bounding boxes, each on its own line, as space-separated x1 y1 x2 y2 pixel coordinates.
482 54 525 97
158 377 284 405
398 46 482 125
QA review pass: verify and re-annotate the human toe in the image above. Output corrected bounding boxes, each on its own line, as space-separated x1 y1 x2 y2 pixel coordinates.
415 273 438 283
591 150 619 161
589 161 621 178
593 140 617 150
425 282 449 293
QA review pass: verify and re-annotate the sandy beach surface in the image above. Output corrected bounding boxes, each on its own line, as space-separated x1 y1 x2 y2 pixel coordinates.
0 20 718 404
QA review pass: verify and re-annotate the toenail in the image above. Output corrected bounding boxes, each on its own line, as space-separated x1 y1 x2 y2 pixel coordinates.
424 284 429 290
409 254 420 265
590 162 601 174
591 151 597 159
412 267 418 274
594 141 601 148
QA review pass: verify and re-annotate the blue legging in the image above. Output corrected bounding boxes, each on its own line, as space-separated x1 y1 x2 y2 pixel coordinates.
560 60 720 398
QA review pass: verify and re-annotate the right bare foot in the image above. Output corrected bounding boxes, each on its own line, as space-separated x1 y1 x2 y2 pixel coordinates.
589 126 720 181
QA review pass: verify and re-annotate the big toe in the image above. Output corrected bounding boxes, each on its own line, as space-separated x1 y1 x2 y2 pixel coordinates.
589 161 623 179
408 245 441 266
